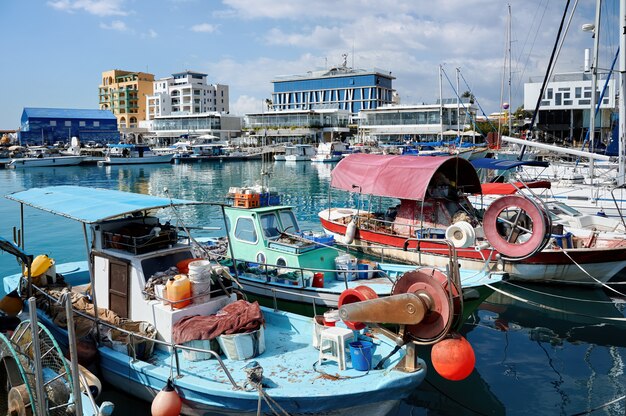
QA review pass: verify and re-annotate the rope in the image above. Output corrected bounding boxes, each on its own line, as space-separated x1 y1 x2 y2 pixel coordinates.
570 395 626 416
557 247 626 298
485 281 626 322
243 362 290 416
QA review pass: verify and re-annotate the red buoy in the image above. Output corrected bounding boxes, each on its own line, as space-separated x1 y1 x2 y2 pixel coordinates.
151 378 182 416
431 334 476 381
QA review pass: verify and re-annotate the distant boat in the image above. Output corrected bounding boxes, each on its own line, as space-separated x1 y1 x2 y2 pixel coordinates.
99 144 173 165
275 144 316 161
7 146 84 168
311 141 348 163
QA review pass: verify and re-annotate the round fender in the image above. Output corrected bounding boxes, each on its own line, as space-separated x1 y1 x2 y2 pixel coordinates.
337 286 378 330
483 195 548 259
344 218 357 245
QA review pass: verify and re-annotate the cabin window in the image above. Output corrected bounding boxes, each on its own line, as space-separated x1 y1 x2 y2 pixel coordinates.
260 214 281 239
234 217 257 243
278 210 300 233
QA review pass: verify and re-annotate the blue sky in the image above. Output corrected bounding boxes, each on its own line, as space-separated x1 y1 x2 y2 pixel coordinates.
0 0 618 129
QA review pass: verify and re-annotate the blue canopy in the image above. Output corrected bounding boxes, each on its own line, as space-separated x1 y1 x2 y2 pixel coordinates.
470 158 549 170
5 186 201 224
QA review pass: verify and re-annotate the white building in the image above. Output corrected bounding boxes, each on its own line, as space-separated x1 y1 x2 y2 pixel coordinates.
146 71 229 120
523 72 615 141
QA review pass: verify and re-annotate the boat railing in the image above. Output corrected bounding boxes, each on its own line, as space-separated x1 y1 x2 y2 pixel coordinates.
31 284 241 389
402 238 460 284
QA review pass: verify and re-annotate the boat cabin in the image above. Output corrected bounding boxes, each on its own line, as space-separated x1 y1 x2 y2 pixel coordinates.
224 194 337 280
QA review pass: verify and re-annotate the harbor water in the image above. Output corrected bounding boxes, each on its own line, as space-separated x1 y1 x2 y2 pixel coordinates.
1 161 625 415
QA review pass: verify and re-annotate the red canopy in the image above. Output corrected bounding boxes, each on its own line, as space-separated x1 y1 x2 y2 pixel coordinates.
480 181 552 195
330 154 482 200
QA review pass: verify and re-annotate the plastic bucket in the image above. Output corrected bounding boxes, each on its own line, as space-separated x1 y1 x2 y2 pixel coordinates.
188 260 212 281
349 341 373 371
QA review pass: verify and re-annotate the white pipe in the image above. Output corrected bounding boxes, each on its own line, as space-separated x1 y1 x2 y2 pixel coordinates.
502 135 611 160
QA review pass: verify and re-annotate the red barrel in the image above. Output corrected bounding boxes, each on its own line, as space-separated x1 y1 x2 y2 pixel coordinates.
312 272 324 288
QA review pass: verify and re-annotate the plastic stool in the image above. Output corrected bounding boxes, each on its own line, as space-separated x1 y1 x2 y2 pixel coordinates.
318 326 354 371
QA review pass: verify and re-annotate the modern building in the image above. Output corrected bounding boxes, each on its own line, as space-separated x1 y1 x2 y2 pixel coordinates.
18 108 119 145
98 70 155 129
144 112 241 145
146 71 229 120
270 60 395 116
244 109 351 144
357 99 479 143
524 72 615 143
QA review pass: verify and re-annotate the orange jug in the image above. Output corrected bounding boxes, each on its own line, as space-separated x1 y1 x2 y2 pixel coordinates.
166 274 192 309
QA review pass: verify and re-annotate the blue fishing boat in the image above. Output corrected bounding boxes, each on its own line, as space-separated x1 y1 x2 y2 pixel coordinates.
2 186 478 415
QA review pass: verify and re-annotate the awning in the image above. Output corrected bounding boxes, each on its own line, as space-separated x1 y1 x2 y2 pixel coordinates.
480 181 552 195
330 154 482 200
6 186 202 224
471 158 550 170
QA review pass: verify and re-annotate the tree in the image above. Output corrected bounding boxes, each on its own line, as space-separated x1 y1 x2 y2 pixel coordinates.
461 91 475 104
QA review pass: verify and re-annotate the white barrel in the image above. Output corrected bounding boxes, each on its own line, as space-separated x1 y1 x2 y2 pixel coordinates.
188 260 212 304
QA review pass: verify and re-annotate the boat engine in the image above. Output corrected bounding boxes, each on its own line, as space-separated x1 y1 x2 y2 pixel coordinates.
338 268 467 374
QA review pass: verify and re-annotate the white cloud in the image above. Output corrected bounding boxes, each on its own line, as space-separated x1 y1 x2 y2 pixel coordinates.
142 29 158 39
191 23 218 33
230 95 264 116
47 0 128 16
100 20 128 31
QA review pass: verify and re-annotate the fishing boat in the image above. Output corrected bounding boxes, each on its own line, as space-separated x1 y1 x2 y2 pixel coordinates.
318 154 626 285
2 185 478 415
7 146 84 168
274 144 316 161
99 144 174 165
205 187 504 318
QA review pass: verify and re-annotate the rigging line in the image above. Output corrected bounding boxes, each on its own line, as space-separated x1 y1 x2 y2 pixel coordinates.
484 282 626 322
569 395 626 416
440 68 486 137
557 247 626 298
519 0 571 160
458 71 498 132
499 280 621 305
544 0 580 91
514 0 550 99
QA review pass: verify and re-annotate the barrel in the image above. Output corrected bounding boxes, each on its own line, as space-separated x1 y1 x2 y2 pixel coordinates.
188 260 212 304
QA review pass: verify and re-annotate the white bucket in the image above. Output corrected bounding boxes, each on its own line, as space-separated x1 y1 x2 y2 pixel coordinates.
188 260 212 304
217 327 265 360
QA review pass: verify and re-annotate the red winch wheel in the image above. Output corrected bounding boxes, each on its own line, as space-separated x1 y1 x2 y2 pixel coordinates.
482 195 549 259
391 269 455 343
337 286 378 330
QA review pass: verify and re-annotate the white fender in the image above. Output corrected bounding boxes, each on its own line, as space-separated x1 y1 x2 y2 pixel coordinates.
344 218 357 244
445 221 476 248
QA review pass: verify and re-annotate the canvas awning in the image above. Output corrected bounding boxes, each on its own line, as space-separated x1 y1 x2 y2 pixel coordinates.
6 185 202 224
480 181 551 195
330 154 482 200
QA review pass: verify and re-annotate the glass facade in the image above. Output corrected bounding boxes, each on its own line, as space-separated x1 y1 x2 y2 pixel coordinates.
152 116 221 131
361 108 458 126
245 111 350 129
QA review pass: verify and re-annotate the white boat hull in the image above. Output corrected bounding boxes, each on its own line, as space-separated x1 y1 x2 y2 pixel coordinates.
8 155 84 168
99 154 173 165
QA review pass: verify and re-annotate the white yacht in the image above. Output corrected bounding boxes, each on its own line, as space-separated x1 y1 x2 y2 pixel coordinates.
274 144 316 161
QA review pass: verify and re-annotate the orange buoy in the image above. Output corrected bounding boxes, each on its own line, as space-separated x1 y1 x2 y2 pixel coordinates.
151 378 182 416
0 290 23 317
431 334 476 381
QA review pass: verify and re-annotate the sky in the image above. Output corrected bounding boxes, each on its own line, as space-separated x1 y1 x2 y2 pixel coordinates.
0 0 620 129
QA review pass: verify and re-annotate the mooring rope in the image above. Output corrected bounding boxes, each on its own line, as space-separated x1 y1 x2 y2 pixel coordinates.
557 247 626 297
243 362 290 416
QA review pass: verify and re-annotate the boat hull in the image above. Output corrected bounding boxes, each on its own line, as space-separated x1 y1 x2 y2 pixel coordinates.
99 154 173 165
8 155 84 168
319 209 626 284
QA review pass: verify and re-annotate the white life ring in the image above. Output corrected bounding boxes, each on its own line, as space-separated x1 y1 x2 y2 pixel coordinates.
445 221 476 248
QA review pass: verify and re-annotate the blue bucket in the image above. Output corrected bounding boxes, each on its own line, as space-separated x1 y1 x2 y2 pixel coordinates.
349 341 373 371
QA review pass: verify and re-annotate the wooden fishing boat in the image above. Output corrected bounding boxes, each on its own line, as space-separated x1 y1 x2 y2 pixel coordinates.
2 185 478 415
318 154 626 285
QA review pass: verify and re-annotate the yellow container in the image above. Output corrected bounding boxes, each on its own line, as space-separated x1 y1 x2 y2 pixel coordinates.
166 274 192 309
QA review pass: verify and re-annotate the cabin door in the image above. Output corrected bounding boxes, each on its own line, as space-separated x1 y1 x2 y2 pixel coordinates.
109 259 129 319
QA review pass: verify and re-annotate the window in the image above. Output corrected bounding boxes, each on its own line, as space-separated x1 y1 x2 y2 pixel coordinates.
49 120 56 126
584 91 591 98
93 121 100 127
547 88 553 99
65 121 71 127
79 121 86 127
234 217 257 243
575 87 581 98
278 210 300 233
260 214 281 239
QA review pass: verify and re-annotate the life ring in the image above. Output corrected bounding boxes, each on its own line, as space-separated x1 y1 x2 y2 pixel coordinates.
483 195 549 259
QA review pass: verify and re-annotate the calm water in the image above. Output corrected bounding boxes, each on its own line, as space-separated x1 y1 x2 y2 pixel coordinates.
1 161 625 415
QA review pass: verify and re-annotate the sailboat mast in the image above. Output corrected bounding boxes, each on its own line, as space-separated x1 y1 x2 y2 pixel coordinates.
508 4 513 135
439 64 444 140
617 0 626 185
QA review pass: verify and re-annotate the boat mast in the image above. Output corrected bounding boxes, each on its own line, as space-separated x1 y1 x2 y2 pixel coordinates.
508 4 513 135
617 0 626 185
439 64 444 140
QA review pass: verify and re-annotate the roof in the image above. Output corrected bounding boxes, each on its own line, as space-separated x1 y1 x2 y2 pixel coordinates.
22 108 117 120
331 154 482 200
471 158 550 170
6 186 201 224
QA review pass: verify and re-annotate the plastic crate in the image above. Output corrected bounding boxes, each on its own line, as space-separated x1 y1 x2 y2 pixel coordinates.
234 193 260 208
259 193 281 207
104 228 178 254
